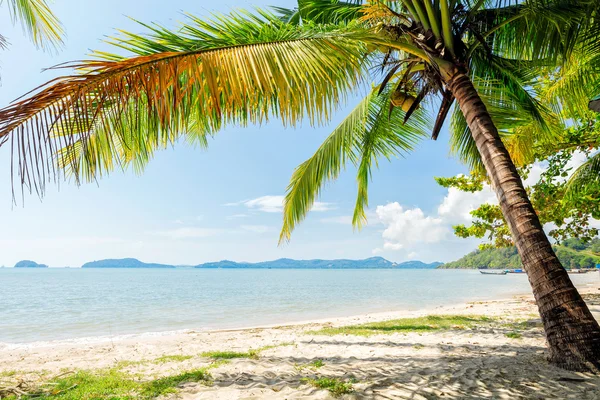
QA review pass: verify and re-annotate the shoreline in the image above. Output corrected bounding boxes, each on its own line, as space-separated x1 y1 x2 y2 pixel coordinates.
1 283 599 398
0 294 525 350
3 280 599 349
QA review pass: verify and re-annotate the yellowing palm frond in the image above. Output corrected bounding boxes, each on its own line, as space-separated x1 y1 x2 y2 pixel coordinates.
2 0 63 50
0 11 370 194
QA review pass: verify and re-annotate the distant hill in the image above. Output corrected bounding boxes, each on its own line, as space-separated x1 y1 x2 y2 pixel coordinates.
439 238 600 269
79 257 442 269
14 260 49 268
196 257 442 269
82 258 176 269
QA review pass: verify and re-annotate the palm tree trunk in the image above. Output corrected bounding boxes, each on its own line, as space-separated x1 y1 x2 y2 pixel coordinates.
447 71 600 372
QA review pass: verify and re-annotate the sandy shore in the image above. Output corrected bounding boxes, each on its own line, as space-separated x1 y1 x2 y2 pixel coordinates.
2 283 600 399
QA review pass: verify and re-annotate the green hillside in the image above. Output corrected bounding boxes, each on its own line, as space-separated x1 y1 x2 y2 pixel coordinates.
440 238 600 269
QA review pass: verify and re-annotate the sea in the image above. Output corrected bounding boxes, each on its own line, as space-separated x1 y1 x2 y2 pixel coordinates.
1 268 598 343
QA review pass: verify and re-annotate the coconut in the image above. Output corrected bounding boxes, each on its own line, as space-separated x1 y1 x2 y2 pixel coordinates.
391 90 416 112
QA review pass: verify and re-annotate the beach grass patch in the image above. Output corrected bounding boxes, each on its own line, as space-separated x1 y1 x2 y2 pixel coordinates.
0 370 17 377
35 369 140 400
153 354 193 364
307 315 494 336
295 359 325 372
303 377 355 397
2 361 227 399
201 350 259 360
505 331 523 339
201 343 293 361
141 368 211 398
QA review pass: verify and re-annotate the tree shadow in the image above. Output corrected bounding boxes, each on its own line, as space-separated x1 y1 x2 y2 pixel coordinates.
175 339 600 399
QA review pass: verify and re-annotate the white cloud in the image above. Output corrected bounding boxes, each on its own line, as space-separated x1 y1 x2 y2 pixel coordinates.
523 162 546 187
240 225 271 234
524 150 589 187
151 227 224 240
371 150 596 262
244 196 286 212
437 185 497 223
375 203 449 252
228 195 335 213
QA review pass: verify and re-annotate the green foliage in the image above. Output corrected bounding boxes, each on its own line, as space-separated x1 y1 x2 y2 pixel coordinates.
442 115 600 249
505 332 523 339
1 0 63 50
0 0 598 252
302 377 355 397
308 315 494 336
442 241 600 269
281 86 430 241
440 247 523 269
435 175 484 192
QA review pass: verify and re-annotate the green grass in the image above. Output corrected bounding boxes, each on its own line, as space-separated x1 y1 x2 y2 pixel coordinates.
153 355 193 363
141 369 211 398
201 343 294 361
31 369 141 400
303 377 355 397
505 331 523 339
295 359 325 372
0 361 229 400
307 315 495 336
201 350 259 360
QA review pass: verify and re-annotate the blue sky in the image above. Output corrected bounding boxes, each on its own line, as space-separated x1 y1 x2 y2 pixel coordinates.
0 0 486 267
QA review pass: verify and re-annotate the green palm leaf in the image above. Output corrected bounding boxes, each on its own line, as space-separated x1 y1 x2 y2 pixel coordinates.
280 87 430 242
297 0 363 24
567 151 600 196
2 0 63 49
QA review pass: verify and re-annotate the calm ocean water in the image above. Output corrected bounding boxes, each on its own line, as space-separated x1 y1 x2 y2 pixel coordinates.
1 268 598 343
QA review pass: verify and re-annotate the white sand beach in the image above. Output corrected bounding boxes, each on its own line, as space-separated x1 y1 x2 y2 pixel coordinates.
1 283 600 399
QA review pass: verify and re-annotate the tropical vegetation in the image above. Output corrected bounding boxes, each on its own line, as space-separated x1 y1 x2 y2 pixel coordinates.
441 239 600 269
0 0 599 371
0 0 62 52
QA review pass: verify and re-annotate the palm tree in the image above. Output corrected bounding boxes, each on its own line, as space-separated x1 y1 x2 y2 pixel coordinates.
0 0 599 370
0 0 63 51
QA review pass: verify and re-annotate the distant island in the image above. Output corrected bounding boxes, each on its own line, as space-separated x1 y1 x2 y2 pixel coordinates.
439 238 600 269
81 257 442 269
14 260 49 268
196 258 442 269
82 258 176 269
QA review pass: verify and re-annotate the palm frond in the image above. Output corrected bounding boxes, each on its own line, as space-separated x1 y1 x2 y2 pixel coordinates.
280 86 430 242
566 151 600 195
0 10 371 196
543 49 600 117
298 0 363 24
470 0 592 63
2 0 63 50
0 33 8 49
